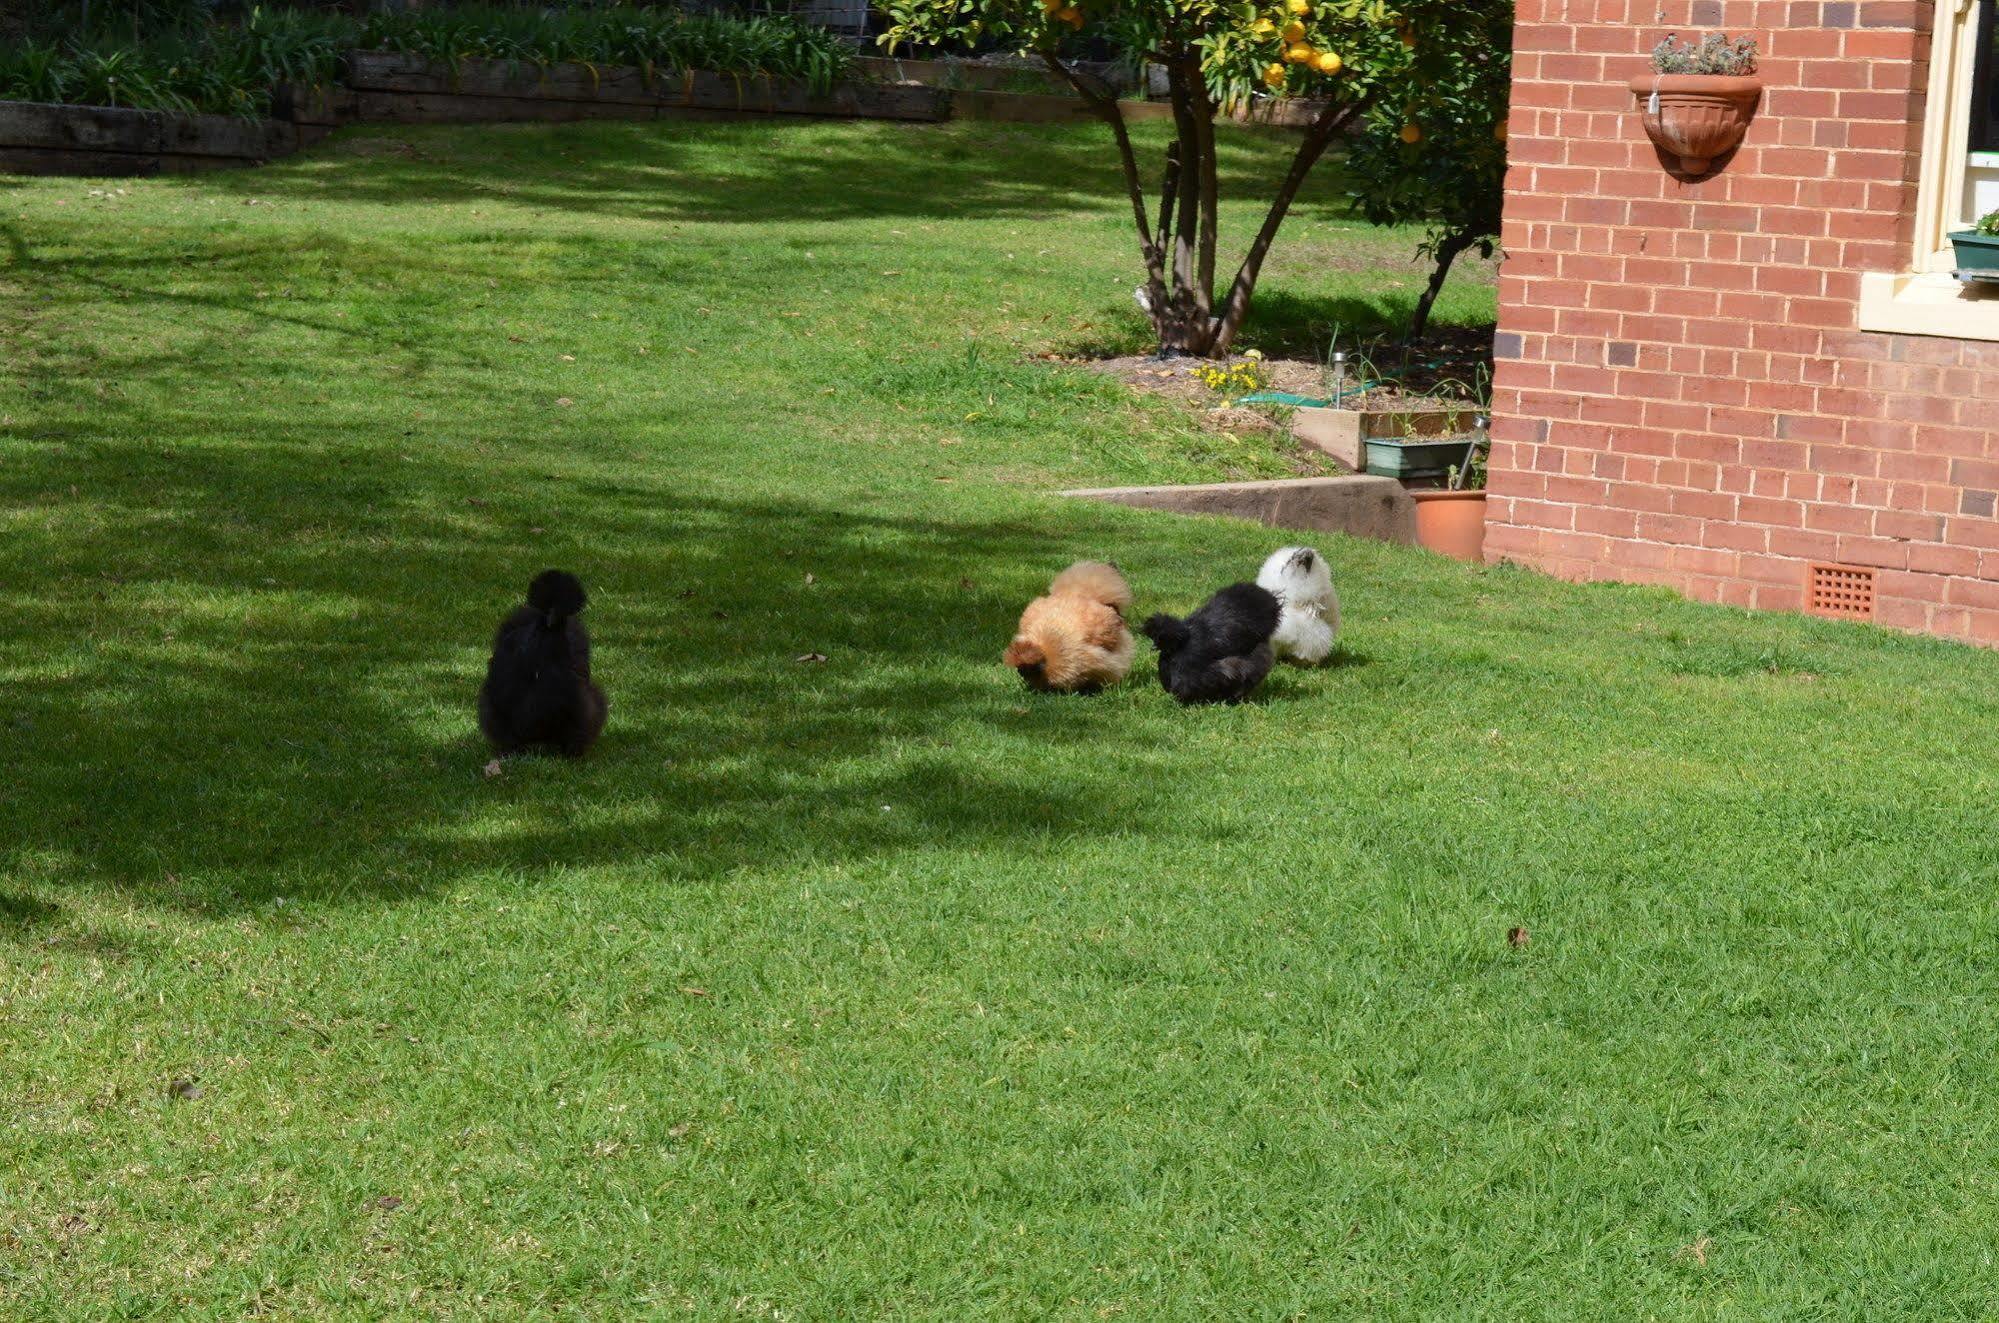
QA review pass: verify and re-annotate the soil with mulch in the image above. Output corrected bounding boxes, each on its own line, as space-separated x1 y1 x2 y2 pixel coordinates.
1052 324 1495 414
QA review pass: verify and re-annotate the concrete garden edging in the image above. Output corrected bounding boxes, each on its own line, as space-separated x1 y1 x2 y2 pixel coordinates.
1062 475 1417 546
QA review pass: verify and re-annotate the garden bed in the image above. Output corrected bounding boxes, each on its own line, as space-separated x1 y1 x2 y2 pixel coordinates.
1071 327 1491 470
0 52 951 176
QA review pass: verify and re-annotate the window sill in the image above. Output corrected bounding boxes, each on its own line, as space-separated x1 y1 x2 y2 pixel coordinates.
1858 271 1999 341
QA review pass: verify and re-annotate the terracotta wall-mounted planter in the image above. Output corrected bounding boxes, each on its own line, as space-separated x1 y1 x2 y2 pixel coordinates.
1411 490 1487 562
1628 73 1760 174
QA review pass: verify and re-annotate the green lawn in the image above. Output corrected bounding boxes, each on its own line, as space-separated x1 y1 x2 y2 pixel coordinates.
4 116 1998 1318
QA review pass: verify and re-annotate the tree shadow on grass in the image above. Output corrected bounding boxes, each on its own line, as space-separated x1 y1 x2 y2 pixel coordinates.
179 116 1364 229
0 426 1217 920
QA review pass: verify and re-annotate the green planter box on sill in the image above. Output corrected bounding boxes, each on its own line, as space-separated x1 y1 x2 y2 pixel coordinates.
1364 435 1479 481
1950 230 1999 283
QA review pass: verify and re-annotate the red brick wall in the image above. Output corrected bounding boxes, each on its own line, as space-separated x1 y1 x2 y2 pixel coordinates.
1488 0 1999 645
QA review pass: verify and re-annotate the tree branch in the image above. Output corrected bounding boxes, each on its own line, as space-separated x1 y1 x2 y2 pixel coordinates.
1210 97 1367 353
1041 50 1159 280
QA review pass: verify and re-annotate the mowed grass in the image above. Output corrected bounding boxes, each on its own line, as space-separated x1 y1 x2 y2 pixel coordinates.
3 116 1998 1318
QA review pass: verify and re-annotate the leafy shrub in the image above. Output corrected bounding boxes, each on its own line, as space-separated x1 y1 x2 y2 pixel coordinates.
1977 209 1999 237
0 3 854 117
1650 32 1757 76
358 7 852 94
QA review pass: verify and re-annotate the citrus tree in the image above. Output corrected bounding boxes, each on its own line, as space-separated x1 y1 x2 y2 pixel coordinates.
1344 0 1511 337
880 0 1506 357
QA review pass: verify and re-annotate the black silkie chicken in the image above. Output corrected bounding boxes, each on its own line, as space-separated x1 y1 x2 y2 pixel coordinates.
1141 582 1280 704
477 570 608 757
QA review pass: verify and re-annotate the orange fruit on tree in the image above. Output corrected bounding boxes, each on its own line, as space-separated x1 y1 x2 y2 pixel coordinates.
1284 0 1310 14
1263 62 1287 88
1314 50 1342 74
1284 43 1314 63
1493 120 1508 142
1399 121 1422 144
1280 20 1304 42
1056 6 1082 26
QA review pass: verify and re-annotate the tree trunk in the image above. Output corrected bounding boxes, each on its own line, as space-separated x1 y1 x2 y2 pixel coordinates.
1045 49 1372 358
1409 231 1474 339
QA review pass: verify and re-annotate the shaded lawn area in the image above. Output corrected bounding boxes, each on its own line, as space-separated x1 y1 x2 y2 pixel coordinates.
3 116 1997 1317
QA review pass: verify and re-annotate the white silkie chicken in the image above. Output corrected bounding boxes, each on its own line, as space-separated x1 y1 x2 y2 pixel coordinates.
1255 545 1339 665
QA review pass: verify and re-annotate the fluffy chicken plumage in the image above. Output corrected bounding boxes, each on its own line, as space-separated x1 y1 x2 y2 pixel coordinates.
1003 561 1135 693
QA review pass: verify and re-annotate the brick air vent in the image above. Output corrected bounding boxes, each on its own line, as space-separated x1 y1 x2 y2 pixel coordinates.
1805 563 1876 622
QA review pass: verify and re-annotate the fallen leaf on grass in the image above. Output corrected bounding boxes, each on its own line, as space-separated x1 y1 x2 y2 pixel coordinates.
554 397 574 407
375 1196 404 1212
1507 926 1529 949
167 1078 202 1101
804 573 816 586
1676 1235 1712 1267
668 1121 695 1139
558 354 575 362
959 578 974 590
794 652 828 664
679 986 708 998
482 760 504 779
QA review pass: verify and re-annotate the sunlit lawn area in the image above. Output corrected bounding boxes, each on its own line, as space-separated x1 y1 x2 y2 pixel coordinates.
4 116 1997 1317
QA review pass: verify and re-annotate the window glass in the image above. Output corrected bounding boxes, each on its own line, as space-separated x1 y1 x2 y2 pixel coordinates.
1976 2 1999 151
1967 2 1999 224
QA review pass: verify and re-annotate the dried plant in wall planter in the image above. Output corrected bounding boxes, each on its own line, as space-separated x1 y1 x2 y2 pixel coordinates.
1630 32 1761 175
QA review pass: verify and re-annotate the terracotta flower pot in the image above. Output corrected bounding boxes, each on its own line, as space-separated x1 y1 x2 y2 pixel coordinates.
1411 490 1487 562
1628 73 1761 174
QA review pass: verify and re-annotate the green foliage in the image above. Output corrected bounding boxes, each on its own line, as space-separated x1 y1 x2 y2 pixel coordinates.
1977 208 1999 237
1342 0 1509 333
0 4 853 116
358 6 852 95
881 0 1469 110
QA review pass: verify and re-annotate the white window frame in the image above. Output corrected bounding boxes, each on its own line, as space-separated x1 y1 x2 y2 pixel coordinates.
1857 0 1999 339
